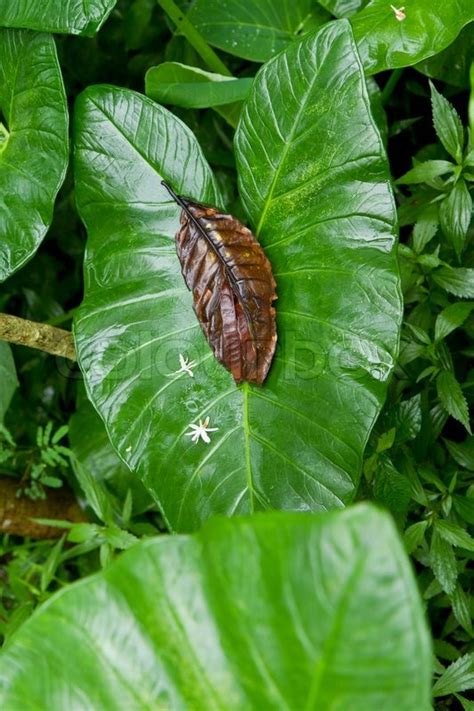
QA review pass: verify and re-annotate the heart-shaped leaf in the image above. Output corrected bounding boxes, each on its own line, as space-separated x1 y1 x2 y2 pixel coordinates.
188 0 331 62
0 0 116 36
187 0 474 76
0 505 432 710
0 343 17 422
351 0 474 76
74 21 401 532
0 30 68 282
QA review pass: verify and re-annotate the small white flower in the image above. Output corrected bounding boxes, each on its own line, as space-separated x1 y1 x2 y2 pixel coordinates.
185 417 219 444
125 445 132 454
390 5 406 20
167 353 197 378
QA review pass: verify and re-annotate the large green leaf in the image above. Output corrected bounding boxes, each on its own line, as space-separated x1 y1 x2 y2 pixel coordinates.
73 21 401 533
0 505 432 710
187 0 474 74
0 0 116 36
416 23 474 89
187 0 331 62
0 343 17 422
0 30 68 282
351 0 474 76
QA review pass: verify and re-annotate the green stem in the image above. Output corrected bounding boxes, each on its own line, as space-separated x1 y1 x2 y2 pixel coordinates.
381 69 404 106
156 0 231 77
46 308 77 326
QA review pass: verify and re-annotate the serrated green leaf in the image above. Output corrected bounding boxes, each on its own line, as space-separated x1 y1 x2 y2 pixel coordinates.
430 81 465 162
0 505 433 710
450 585 473 636
404 520 428 554
445 436 474 471
435 302 474 341
0 29 68 282
0 0 116 36
439 180 473 257
74 23 402 532
0 342 17 422
433 266 474 297
437 370 471 433
396 160 454 185
435 519 474 551
453 496 474 527
393 394 422 443
188 0 331 62
430 528 458 594
412 207 439 253
145 62 253 108
433 654 474 697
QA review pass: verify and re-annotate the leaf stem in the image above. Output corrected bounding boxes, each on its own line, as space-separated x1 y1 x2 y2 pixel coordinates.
0 313 75 360
156 0 231 77
381 68 404 106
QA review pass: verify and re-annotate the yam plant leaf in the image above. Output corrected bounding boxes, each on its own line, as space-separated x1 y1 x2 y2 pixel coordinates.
163 183 277 385
73 21 401 532
0 343 17 422
351 1 474 76
145 62 253 109
0 505 432 711
0 30 68 282
187 0 331 62
416 24 474 89
0 0 116 36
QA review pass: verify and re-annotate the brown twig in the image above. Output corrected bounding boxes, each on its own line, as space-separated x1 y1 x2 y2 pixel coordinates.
0 477 87 539
0 313 75 361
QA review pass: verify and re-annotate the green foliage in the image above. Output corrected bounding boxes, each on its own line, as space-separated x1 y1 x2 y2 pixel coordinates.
73 21 401 533
0 29 68 281
0 1 474 707
0 506 432 710
0 0 116 36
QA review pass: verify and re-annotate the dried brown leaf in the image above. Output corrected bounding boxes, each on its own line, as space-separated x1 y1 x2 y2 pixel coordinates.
164 182 277 384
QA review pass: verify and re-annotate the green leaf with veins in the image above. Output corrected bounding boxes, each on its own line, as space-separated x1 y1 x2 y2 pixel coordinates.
0 30 68 282
187 0 331 62
0 0 116 36
396 160 454 185
416 24 474 89
436 370 471 433
439 180 473 258
430 527 458 594
430 81 465 163
434 654 474 697
351 1 474 76
0 505 432 710
432 267 474 298
435 302 474 341
73 21 402 532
